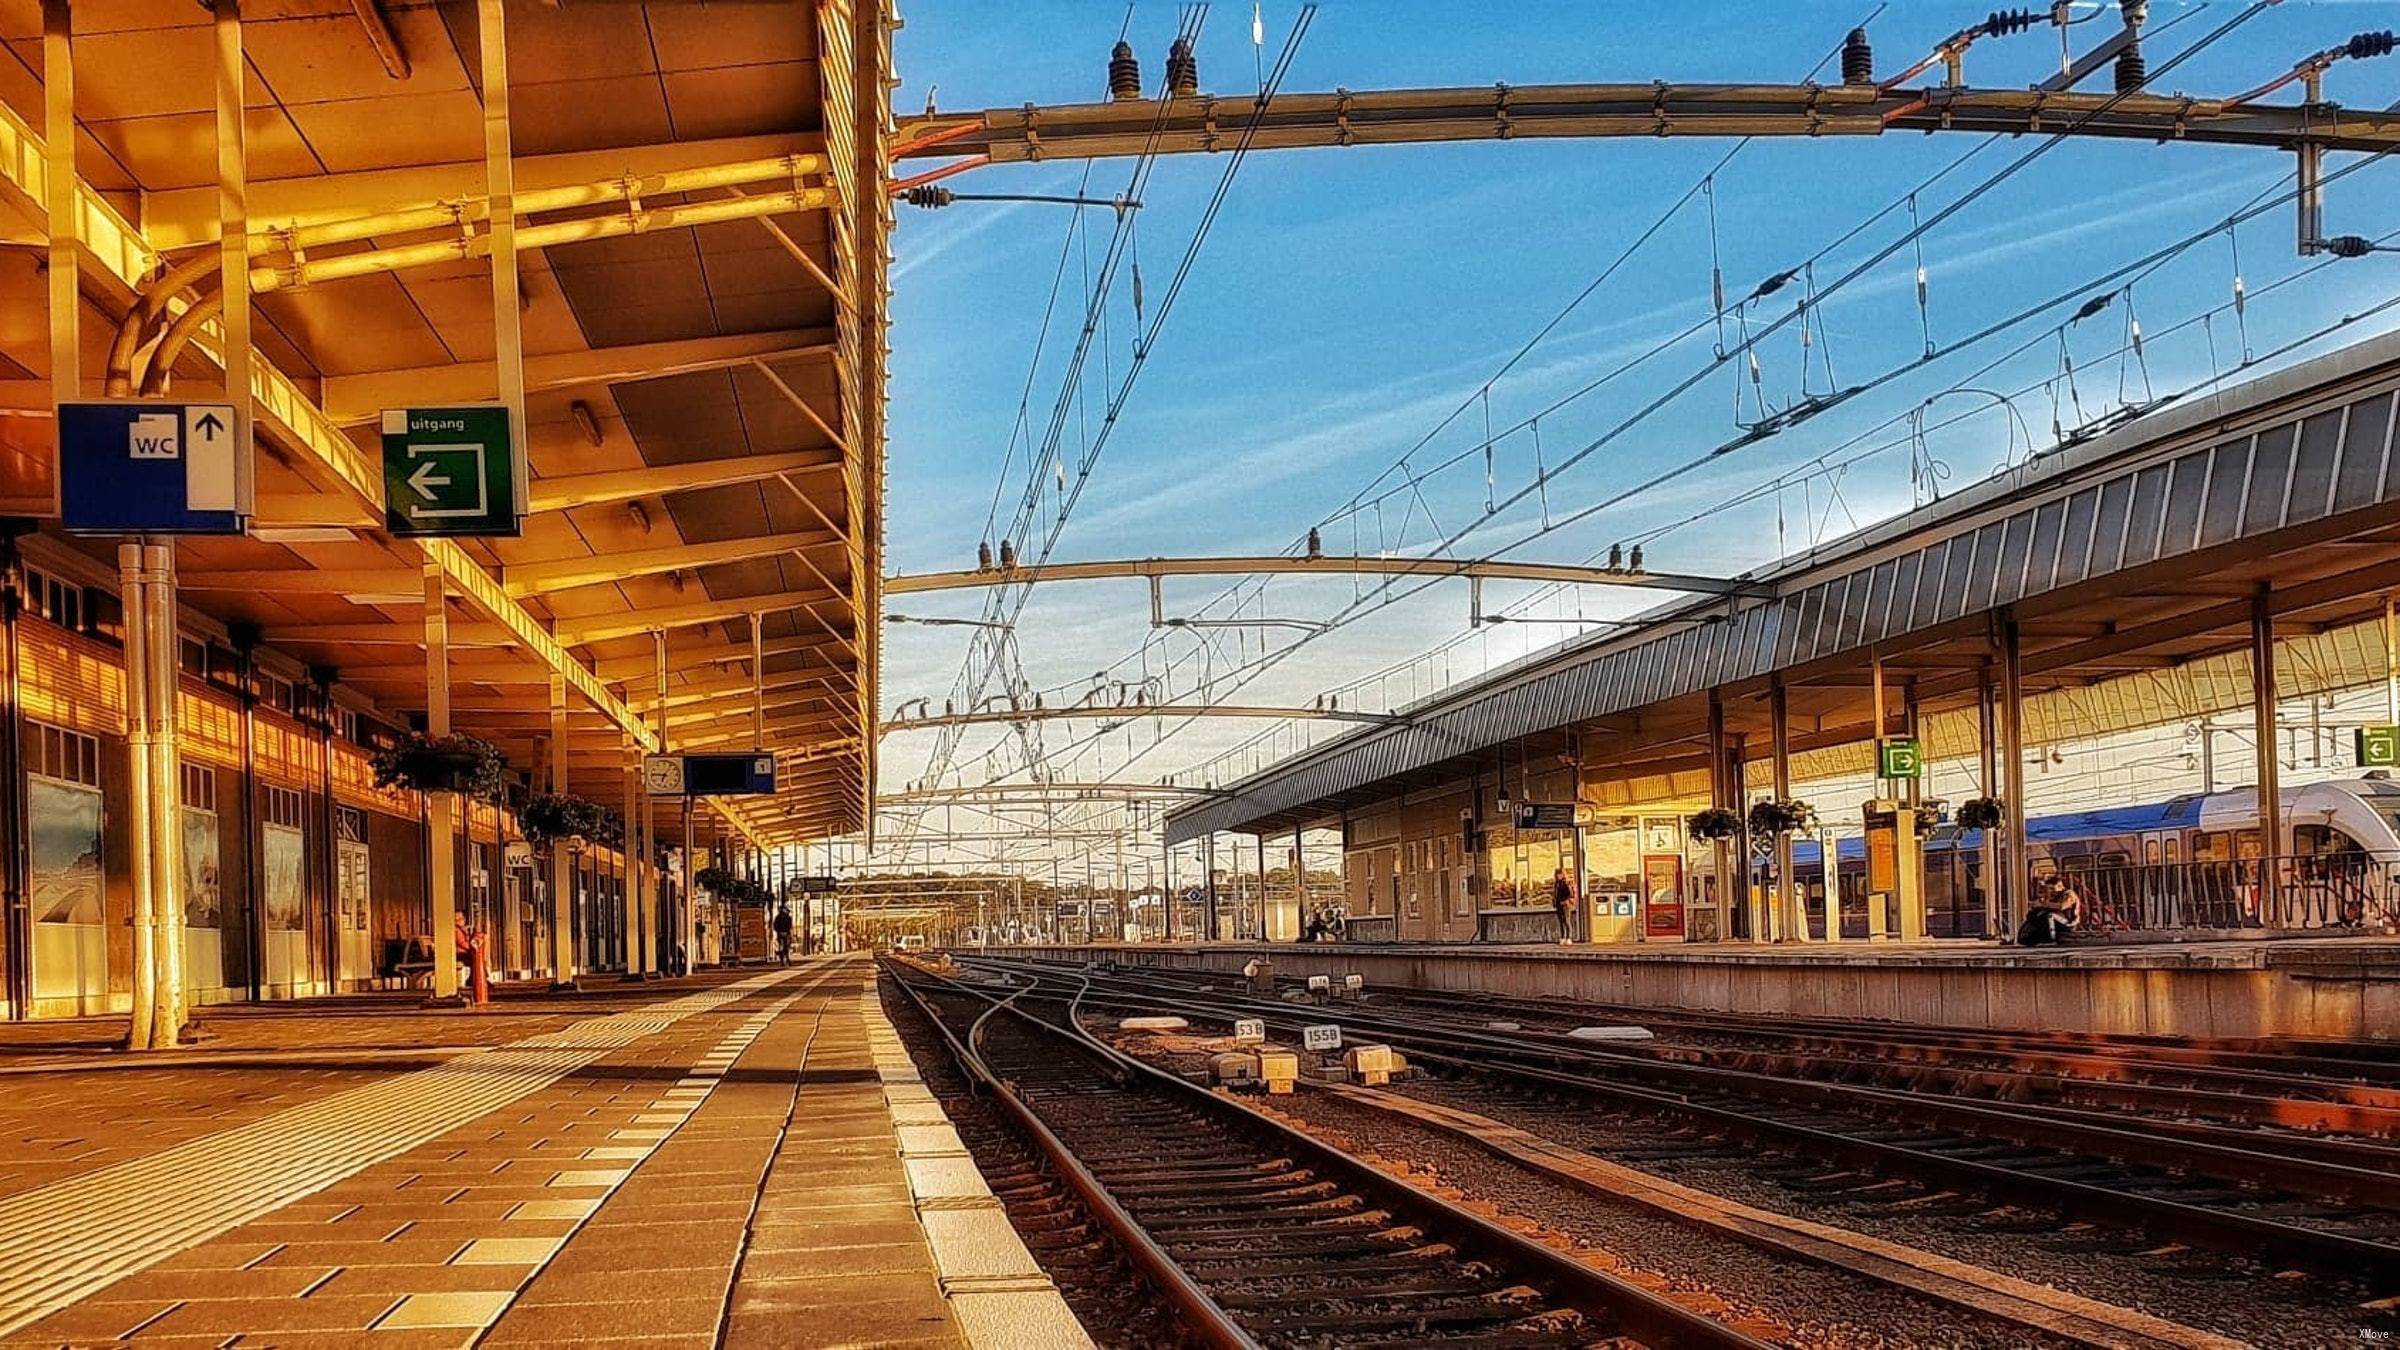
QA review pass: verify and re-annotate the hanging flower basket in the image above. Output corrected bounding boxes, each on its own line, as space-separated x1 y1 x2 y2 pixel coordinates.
371 732 508 803
694 865 738 897
1958 796 2006 831
1687 807 1743 841
521 792 606 850
1748 797 1817 837
1914 804 1947 835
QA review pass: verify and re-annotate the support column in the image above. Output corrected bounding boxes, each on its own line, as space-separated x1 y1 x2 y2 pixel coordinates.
1203 834 1219 941
2000 616 2029 940
547 673 574 988
620 736 641 976
43 0 77 415
424 562 458 999
478 0 526 513
1770 676 1798 943
2252 584 2284 924
1707 691 1732 944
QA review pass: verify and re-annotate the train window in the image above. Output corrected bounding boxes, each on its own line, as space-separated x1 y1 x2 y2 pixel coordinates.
2098 851 2130 868
2143 840 2161 865
2164 838 2179 864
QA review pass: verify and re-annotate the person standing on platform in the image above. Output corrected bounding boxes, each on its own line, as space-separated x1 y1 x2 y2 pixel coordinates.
773 902 795 964
1551 866 1577 944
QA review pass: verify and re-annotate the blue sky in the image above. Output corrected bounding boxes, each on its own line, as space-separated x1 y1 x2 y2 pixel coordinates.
875 1 2400 861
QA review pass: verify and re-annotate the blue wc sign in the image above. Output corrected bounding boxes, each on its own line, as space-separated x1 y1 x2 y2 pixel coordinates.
57 401 247 534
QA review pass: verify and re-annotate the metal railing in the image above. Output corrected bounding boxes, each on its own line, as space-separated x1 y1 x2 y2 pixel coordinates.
2052 854 2400 934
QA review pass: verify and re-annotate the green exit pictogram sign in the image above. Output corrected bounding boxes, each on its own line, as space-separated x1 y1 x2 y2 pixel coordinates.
2358 724 2400 768
1877 736 1925 779
382 406 520 537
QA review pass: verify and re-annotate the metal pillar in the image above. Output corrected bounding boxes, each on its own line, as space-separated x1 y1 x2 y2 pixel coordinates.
2252 585 2283 922
478 0 527 507
1203 834 1219 941
1999 616 2029 939
424 563 459 998
621 736 644 978
43 0 77 415
547 673 575 987
2385 596 2398 724
1707 691 1732 944
119 543 182 1047
1161 834 1173 942
1769 676 1798 943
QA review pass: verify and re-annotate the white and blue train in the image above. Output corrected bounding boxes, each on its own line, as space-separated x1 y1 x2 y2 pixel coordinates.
1786 777 2400 937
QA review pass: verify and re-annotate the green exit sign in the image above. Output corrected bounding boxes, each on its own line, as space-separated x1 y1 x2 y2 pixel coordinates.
1877 736 1924 779
2359 724 2400 768
382 406 520 537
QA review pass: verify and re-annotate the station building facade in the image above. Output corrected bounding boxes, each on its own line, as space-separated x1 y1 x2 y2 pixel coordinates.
0 537 642 1020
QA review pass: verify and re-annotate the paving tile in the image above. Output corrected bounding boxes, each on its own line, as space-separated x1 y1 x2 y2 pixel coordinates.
453 1235 568 1265
376 1289 518 1329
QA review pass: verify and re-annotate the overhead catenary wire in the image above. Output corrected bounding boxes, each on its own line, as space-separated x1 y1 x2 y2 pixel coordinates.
1028 3 2324 798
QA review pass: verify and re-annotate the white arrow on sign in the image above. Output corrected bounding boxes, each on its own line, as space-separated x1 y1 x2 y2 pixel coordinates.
406 459 450 501
404 443 488 519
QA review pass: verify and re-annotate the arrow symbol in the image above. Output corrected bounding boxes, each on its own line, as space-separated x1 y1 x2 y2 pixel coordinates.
407 459 451 502
193 411 226 440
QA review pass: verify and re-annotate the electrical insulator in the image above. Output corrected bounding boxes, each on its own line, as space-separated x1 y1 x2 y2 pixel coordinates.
903 185 954 209
2071 292 2113 323
1916 263 1928 308
2114 42 2146 94
1606 543 1623 571
2129 317 2144 362
1982 8 2039 38
1305 526 1322 559
2326 235 2376 258
999 539 1018 568
1841 27 1874 85
1166 36 1200 97
2348 30 2398 61
1628 545 1645 573
978 540 993 570
1755 268 1797 300
1108 40 1142 101
2232 274 2247 318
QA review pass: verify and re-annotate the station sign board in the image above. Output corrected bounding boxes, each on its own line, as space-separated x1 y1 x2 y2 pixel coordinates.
1512 802 1576 831
642 752 777 796
381 407 520 536
1877 736 1925 779
2358 724 2400 769
58 401 246 534
791 875 838 894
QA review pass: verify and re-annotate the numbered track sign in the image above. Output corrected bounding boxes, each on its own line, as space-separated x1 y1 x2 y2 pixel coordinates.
1302 1024 1343 1052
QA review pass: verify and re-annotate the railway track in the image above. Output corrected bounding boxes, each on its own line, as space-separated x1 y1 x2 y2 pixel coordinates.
987 954 2400 1136
882 957 1763 1349
960 955 2400 1296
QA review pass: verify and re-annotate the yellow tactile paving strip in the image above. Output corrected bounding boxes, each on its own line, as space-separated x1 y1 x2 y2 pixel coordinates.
0 964 820 1341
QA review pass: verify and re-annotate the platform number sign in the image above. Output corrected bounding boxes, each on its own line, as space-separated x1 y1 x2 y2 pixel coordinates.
2358 724 2400 769
1302 1024 1342 1052
1877 736 1925 780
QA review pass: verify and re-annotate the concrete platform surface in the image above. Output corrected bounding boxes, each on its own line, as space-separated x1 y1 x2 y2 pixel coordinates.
0 955 1086 1349
1021 935 2400 1041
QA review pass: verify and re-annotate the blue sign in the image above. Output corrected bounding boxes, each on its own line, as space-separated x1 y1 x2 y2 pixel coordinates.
58 401 246 534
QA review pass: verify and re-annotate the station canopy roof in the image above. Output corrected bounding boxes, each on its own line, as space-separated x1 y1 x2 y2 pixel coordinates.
0 0 893 844
1169 329 2400 844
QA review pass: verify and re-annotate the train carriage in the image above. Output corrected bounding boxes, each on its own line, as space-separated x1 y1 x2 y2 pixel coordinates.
1782 777 2400 939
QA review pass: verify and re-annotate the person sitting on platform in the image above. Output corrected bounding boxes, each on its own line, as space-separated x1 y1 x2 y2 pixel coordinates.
2016 875 2083 947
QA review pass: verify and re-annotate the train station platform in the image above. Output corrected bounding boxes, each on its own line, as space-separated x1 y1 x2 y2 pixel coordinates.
1020 935 2400 1042
0 955 1083 1349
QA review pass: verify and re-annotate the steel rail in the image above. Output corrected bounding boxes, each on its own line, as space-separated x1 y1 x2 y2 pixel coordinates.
968 957 2400 1284
891 958 1764 1349
882 966 1256 1350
